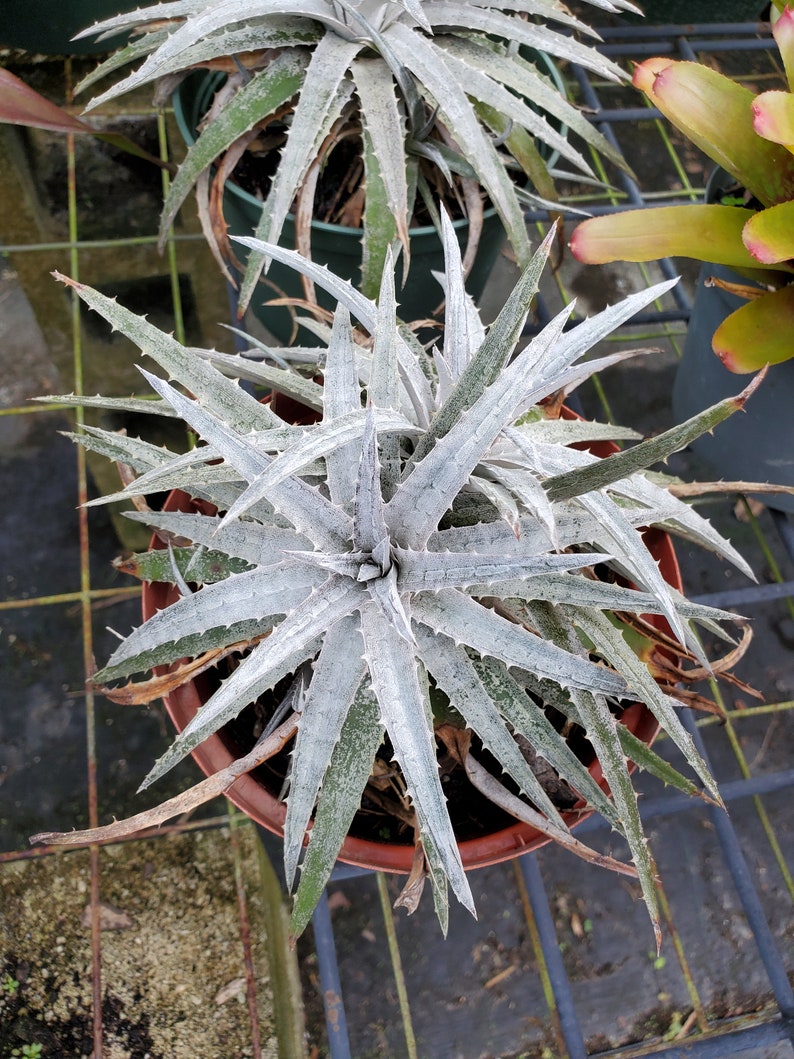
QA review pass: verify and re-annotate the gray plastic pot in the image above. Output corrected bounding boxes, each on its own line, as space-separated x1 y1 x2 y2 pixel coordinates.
672 165 794 511
673 266 794 512
172 60 565 344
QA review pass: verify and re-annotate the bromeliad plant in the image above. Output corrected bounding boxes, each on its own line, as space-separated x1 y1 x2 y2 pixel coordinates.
570 6 794 373
74 0 637 304
34 217 755 943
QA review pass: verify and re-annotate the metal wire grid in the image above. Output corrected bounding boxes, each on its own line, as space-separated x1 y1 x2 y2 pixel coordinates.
306 21 794 1059
0 19 791 1059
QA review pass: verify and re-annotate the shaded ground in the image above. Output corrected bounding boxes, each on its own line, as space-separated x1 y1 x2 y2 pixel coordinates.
0 824 293 1059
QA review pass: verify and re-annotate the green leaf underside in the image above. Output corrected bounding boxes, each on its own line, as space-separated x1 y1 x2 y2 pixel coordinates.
284 616 367 887
159 52 310 243
239 32 361 309
120 546 252 585
95 563 321 683
415 627 568 828
544 393 752 500
617 726 711 802
566 607 718 800
468 653 620 826
355 57 409 298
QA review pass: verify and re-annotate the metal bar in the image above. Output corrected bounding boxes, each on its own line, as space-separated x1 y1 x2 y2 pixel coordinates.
599 38 776 59
605 1012 791 1054
690 580 794 608
570 64 646 209
63 56 105 1059
513 858 572 1056
605 1017 794 1057
598 23 773 41
519 853 588 1059
311 890 353 1059
681 711 794 1021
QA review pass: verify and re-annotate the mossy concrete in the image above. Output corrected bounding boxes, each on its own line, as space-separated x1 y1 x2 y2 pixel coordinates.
0 821 306 1059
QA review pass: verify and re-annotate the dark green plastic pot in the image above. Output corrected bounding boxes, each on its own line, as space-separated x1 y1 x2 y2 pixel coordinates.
672 169 794 511
0 1 132 54
173 60 565 344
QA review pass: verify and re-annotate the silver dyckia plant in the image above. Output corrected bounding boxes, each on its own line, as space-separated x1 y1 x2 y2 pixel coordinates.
36 216 753 943
75 0 638 303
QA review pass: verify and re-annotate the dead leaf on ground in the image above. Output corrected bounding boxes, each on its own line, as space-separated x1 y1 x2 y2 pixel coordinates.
734 496 766 521
326 890 351 912
81 902 134 931
214 977 247 1005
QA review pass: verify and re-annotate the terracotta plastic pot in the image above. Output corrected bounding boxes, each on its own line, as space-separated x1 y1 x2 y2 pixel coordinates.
141 442 681 877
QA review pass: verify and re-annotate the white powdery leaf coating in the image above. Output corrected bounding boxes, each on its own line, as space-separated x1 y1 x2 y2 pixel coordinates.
412 590 628 698
65 196 748 937
394 548 607 592
284 616 366 887
102 563 321 671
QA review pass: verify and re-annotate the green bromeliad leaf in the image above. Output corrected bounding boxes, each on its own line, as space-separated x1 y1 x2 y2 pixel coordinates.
158 51 310 247
712 284 794 372
742 199 794 264
752 89 794 152
118 545 252 585
632 57 794 207
290 679 383 939
570 204 763 270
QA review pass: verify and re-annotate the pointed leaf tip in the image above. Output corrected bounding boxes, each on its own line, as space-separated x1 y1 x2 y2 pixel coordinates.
52 270 78 288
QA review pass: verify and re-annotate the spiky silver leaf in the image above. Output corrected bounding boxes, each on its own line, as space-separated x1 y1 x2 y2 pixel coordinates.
76 0 633 311
50 234 750 941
